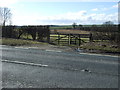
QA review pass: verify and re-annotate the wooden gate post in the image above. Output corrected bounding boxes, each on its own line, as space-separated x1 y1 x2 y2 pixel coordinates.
75 37 77 45
78 34 81 46
58 33 60 45
89 33 93 42
68 34 71 45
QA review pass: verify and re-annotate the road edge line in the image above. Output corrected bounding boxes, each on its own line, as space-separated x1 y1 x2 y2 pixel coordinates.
80 53 119 57
2 60 48 67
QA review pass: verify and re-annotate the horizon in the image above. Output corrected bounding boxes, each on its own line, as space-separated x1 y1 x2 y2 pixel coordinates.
0 0 119 25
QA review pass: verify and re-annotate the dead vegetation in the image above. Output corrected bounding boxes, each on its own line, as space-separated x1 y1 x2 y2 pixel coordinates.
50 29 90 34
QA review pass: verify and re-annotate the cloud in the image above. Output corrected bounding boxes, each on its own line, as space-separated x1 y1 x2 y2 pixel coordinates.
33 11 118 25
12 10 86 25
0 0 18 7
12 10 118 25
35 11 87 24
100 4 118 11
91 8 98 11
0 0 118 8
12 13 41 25
88 13 118 23
101 7 109 11
112 4 118 8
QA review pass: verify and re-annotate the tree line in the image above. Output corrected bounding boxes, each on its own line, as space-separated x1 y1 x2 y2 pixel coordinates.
90 24 119 42
2 25 50 42
72 22 119 42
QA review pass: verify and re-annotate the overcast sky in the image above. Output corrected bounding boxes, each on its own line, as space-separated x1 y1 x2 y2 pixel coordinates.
0 0 119 25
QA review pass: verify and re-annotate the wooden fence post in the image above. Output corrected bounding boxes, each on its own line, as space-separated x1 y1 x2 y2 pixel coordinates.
89 33 93 42
75 37 77 45
47 33 50 43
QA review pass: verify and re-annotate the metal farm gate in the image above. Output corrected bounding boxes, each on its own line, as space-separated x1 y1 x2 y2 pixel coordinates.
50 33 92 46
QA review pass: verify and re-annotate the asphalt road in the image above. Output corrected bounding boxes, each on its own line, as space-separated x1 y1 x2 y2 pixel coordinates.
0 45 119 88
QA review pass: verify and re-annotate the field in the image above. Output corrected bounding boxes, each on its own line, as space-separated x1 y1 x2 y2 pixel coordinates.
1 26 119 54
50 29 90 34
49 29 120 54
50 29 90 45
49 25 101 30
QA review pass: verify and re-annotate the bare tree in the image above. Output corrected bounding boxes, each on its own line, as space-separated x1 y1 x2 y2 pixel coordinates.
0 8 3 25
0 7 12 26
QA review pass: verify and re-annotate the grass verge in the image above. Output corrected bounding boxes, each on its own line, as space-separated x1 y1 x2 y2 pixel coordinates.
1 38 119 54
1 38 48 46
80 41 120 53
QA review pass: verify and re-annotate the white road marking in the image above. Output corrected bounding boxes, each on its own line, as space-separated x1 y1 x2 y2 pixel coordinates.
0 47 11 50
15 47 39 49
45 49 62 52
15 47 29 49
0 45 6 46
28 47 38 49
2 59 48 67
80 53 119 57
1 46 118 58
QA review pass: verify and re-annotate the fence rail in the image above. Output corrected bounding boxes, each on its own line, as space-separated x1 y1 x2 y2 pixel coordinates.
50 33 92 46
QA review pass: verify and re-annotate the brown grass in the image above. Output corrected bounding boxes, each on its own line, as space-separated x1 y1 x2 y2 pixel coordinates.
51 29 90 34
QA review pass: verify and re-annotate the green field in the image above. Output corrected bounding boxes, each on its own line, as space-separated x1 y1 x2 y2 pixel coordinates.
50 25 73 30
49 34 119 53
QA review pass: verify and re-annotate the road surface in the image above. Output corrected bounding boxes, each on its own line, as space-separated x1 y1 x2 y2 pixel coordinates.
0 45 119 88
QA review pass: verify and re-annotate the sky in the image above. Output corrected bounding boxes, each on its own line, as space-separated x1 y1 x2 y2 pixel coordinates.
0 0 119 25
